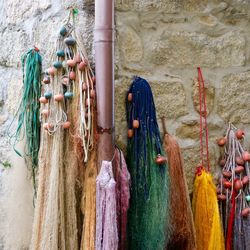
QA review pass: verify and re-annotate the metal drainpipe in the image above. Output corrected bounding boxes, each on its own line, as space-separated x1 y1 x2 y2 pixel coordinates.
94 0 115 168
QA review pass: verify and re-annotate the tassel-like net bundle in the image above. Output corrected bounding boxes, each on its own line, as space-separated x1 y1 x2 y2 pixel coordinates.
163 133 196 250
126 77 170 249
80 150 97 250
192 170 225 250
113 147 130 250
96 161 118 250
8 48 42 194
217 124 250 250
30 12 95 250
192 68 224 250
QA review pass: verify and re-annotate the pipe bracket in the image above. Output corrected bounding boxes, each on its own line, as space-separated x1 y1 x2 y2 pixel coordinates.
97 126 115 134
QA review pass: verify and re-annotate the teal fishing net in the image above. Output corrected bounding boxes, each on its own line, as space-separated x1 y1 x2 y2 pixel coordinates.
8 48 42 193
126 76 170 250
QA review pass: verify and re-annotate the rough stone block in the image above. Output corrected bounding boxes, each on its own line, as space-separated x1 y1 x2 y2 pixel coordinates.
146 30 245 68
118 25 143 63
218 71 250 124
0 28 28 67
3 0 51 24
151 81 188 119
181 144 218 193
116 0 182 12
192 78 215 116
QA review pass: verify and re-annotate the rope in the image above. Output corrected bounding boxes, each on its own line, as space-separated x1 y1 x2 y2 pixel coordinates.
197 67 210 172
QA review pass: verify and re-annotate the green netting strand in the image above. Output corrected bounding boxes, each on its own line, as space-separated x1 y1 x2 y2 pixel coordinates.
8 48 42 195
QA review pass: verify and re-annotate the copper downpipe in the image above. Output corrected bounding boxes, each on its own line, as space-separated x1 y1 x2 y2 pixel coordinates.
94 0 115 169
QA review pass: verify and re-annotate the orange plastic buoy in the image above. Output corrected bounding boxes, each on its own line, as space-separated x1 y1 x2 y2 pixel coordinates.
217 194 227 201
242 151 250 161
133 119 139 129
128 129 133 138
90 89 96 99
234 179 243 191
236 156 245 165
235 129 245 139
54 94 64 102
223 171 232 178
128 93 132 102
43 76 50 84
242 208 250 217
39 97 48 104
67 59 76 67
217 137 226 147
155 154 167 165
69 71 76 80
223 181 232 189
48 67 56 76
78 61 87 71
62 121 71 129
235 165 244 174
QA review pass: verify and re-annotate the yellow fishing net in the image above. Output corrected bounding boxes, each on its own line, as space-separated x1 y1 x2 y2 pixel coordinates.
192 169 225 250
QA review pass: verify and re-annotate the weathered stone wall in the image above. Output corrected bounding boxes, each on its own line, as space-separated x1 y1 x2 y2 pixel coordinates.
0 1 94 249
0 0 250 249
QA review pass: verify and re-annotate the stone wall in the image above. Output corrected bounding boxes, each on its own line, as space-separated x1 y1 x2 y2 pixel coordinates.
0 1 94 249
114 0 250 191
0 0 250 249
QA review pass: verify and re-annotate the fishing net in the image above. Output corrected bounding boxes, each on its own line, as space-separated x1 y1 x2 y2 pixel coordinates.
113 147 130 250
8 48 42 195
126 76 170 249
30 10 95 250
95 160 118 250
162 129 196 250
192 67 224 250
192 169 224 250
217 123 250 250
80 149 97 250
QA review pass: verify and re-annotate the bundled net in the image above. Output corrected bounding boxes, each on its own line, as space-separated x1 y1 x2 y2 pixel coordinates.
192 169 225 250
113 147 130 250
80 149 97 250
30 9 96 250
192 67 224 250
95 160 118 250
161 120 196 250
8 47 42 195
126 76 170 249
216 123 250 250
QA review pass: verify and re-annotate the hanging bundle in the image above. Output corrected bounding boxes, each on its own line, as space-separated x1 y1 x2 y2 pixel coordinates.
113 147 130 250
8 47 42 193
95 147 130 250
81 107 98 250
126 76 170 249
216 123 250 250
192 67 224 250
95 160 118 250
161 118 196 250
81 149 97 250
30 9 96 250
